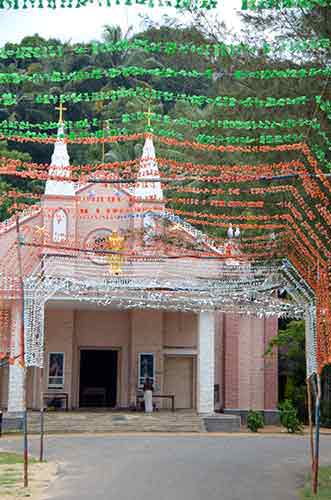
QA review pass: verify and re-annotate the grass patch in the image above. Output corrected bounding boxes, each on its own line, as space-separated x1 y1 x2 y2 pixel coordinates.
300 466 331 499
0 451 53 499
0 473 21 487
0 453 37 465
0 453 25 465
0 452 37 495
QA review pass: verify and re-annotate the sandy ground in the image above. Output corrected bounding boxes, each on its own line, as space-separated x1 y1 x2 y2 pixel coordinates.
0 460 57 500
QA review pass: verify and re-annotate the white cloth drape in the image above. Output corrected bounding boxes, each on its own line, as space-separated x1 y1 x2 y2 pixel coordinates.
144 390 153 413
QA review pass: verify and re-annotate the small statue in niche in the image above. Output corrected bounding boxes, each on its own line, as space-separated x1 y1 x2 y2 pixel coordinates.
143 213 157 246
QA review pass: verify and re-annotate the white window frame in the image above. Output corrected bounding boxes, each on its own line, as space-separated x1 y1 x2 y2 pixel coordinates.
48 352 65 389
138 352 155 388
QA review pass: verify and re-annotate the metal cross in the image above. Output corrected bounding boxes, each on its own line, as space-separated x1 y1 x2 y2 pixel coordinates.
55 101 67 124
144 105 154 129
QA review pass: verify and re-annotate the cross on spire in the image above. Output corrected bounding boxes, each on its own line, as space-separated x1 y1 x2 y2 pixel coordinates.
144 105 154 131
55 100 67 125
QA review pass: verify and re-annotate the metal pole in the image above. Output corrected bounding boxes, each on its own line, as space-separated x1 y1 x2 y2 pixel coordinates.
15 215 28 488
312 373 322 495
39 258 45 463
39 376 44 462
22 370 28 488
307 377 315 474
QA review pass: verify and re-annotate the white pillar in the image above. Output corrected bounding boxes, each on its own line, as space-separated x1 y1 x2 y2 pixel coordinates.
197 311 215 414
7 304 24 413
305 304 317 378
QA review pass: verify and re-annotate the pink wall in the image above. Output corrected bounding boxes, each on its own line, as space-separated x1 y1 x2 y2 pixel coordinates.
22 306 278 413
130 310 163 404
224 314 240 409
36 308 200 409
223 313 278 412
76 185 132 245
264 317 278 410
43 309 75 406
238 317 265 410
163 312 197 348
214 312 224 409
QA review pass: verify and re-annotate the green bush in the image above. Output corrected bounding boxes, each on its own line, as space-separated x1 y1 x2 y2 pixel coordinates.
247 410 264 432
278 399 303 433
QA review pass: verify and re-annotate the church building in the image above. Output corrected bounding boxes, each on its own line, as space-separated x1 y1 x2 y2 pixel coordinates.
0 125 278 424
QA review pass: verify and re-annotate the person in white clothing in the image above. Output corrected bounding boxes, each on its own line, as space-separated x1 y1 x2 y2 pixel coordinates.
143 377 153 413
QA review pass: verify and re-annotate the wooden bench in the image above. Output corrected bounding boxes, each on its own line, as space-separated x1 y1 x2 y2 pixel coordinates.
81 387 107 407
136 394 175 412
43 392 69 411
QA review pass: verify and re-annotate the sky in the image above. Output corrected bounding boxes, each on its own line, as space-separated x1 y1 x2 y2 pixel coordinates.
0 1 242 45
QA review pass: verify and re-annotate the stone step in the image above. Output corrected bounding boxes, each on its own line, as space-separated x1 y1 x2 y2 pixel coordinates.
203 414 241 432
4 411 241 434
26 411 204 433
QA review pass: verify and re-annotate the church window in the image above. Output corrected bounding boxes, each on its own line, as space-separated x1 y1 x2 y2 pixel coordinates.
85 228 113 265
52 208 68 242
138 353 155 387
48 352 65 388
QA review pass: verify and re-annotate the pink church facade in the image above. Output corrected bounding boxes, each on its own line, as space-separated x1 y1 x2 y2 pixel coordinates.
0 129 278 423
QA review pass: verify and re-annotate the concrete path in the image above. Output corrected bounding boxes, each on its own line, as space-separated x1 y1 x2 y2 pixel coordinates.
1 433 331 500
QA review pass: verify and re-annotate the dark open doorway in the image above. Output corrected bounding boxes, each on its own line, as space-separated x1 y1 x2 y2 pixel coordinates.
79 349 118 408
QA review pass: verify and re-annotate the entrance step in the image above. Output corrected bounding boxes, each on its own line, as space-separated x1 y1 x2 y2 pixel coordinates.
203 414 241 432
27 410 205 434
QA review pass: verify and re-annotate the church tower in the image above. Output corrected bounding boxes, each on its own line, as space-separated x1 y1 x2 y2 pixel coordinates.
45 124 74 198
134 135 163 203
42 106 77 250
132 134 165 246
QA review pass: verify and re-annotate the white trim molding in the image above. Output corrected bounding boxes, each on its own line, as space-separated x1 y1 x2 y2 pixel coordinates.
163 348 197 356
138 352 155 387
47 352 65 389
197 311 215 415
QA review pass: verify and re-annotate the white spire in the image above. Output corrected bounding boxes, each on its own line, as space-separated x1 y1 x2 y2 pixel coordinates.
45 125 75 196
134 136 163 202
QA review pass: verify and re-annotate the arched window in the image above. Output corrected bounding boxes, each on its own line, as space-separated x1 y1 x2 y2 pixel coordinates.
52 209 68 242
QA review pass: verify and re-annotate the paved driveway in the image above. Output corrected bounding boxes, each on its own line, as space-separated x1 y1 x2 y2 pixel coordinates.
1 433 331 500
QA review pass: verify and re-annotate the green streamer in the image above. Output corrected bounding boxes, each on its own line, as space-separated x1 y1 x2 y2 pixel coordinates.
2 63 330 89
0 0 217 9
0 37 329 62
196 132 304 145
234 67 331 80
241 0 330 10
0 93 17 106
122 112 321 131
0 118 99 131
0 127 130 139
30 87 308 109
0 38 256 61
0 126 305 146
0 65 213 85
0 115 321 133
0 87 310 110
